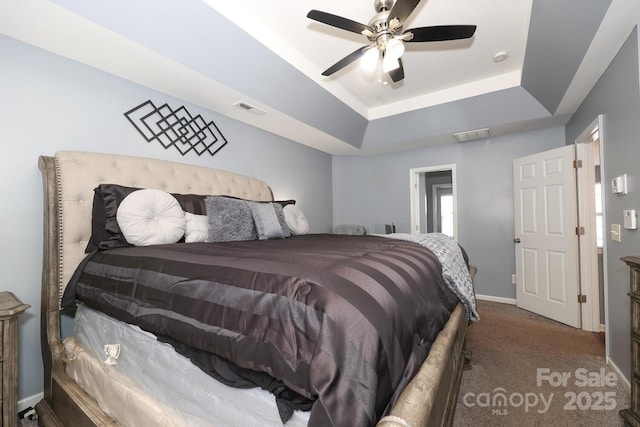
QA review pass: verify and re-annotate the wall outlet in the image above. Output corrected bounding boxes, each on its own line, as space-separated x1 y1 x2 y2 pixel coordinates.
512 274 517 284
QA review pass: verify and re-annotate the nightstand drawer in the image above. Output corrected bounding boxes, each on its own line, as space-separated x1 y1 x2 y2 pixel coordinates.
634 373 640 413
632 267 640 294
634 300 640 336
634 339 640 377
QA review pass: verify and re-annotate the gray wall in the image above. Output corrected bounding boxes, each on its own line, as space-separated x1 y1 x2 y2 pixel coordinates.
565 27 640 381
333 127 565 299
1 35 333 403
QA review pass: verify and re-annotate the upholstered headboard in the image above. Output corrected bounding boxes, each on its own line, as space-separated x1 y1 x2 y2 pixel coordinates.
39 150 274 303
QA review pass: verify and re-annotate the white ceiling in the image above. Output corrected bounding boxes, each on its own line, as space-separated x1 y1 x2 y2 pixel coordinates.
2 0 640 155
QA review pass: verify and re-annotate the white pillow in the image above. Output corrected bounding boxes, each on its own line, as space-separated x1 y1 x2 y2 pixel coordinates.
283 204 309 235
116 189 186 246
184 212 209 243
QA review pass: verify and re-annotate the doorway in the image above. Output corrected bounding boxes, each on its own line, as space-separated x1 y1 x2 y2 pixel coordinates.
433 184 454 236
410 165 458 239
575 115 605 333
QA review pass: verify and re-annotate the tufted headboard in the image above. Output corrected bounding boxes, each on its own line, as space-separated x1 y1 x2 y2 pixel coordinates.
39 150 274 304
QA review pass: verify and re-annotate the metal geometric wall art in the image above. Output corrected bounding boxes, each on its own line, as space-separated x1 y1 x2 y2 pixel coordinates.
124 100 228 156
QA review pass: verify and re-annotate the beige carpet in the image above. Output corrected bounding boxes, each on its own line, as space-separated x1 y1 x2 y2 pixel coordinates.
453 300 629 426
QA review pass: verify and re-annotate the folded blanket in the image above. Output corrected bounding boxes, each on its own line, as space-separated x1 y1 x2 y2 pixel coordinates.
334 223 367 235
380 233 479 322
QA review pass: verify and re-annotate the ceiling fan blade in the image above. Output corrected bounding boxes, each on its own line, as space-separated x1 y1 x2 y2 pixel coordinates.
322 46 370 76
404 25 477 42
307 10 372 35
388 0 422 25
388 58 405 83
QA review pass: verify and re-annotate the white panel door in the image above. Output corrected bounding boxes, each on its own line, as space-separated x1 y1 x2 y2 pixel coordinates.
513 145 580 328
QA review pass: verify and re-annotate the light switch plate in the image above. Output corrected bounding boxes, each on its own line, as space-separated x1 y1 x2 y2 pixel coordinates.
611 224 622 242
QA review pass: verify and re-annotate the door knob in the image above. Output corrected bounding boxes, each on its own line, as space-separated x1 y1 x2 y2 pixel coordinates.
514 238 521 243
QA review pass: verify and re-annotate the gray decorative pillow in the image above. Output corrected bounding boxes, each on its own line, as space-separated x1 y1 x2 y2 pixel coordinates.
249 202 285 240
272 203 291 238
205 196 257 242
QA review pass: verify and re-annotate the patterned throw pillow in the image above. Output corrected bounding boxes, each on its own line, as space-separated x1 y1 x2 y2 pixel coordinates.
249 202 285 240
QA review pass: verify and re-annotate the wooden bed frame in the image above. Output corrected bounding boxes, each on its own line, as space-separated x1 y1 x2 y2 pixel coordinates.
36 150 473 427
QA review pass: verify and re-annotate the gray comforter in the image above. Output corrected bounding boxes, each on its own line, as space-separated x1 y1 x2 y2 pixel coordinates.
64 234 461 427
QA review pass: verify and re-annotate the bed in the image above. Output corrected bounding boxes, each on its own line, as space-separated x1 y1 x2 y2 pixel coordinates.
35 150 476 427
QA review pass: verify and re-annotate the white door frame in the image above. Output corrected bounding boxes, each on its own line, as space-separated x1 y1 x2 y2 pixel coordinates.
410 165 458 239
574 115 606 333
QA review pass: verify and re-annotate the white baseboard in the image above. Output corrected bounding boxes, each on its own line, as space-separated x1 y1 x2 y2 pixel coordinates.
607 357 630 391
475 294 516 305
18 392 43 412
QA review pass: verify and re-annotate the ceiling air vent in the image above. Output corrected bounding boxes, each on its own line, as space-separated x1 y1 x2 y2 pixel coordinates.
453 128 490 142
233 102 266 116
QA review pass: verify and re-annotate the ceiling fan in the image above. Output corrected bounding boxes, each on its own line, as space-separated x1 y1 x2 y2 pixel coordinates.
307 0 476 84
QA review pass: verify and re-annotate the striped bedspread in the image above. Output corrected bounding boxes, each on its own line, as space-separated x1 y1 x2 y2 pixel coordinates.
64 234 461 427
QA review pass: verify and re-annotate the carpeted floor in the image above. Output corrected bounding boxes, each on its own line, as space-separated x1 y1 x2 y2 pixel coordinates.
453 300 629 426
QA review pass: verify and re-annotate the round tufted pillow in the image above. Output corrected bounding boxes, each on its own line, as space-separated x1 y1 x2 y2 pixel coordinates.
283 204 309 235
116 189 186 246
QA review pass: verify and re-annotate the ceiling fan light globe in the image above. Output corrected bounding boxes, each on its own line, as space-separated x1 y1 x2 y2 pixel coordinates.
382 56 400 72
386 38 405 60
361 47 379 71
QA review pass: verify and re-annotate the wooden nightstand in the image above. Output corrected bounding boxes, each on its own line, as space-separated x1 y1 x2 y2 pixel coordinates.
0 292 30 427
621 256 640 426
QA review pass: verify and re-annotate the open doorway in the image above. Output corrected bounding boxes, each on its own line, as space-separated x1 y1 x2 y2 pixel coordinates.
575 115 606 334
433 184 454 236
410 165 458 239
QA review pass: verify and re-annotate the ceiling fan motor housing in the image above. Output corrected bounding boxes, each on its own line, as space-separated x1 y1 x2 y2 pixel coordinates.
367 10 406 52
374 0 395 13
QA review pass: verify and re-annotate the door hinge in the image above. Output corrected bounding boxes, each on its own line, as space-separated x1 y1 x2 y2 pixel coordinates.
576 226 585 235
578 294 587 303
573 160 583 168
